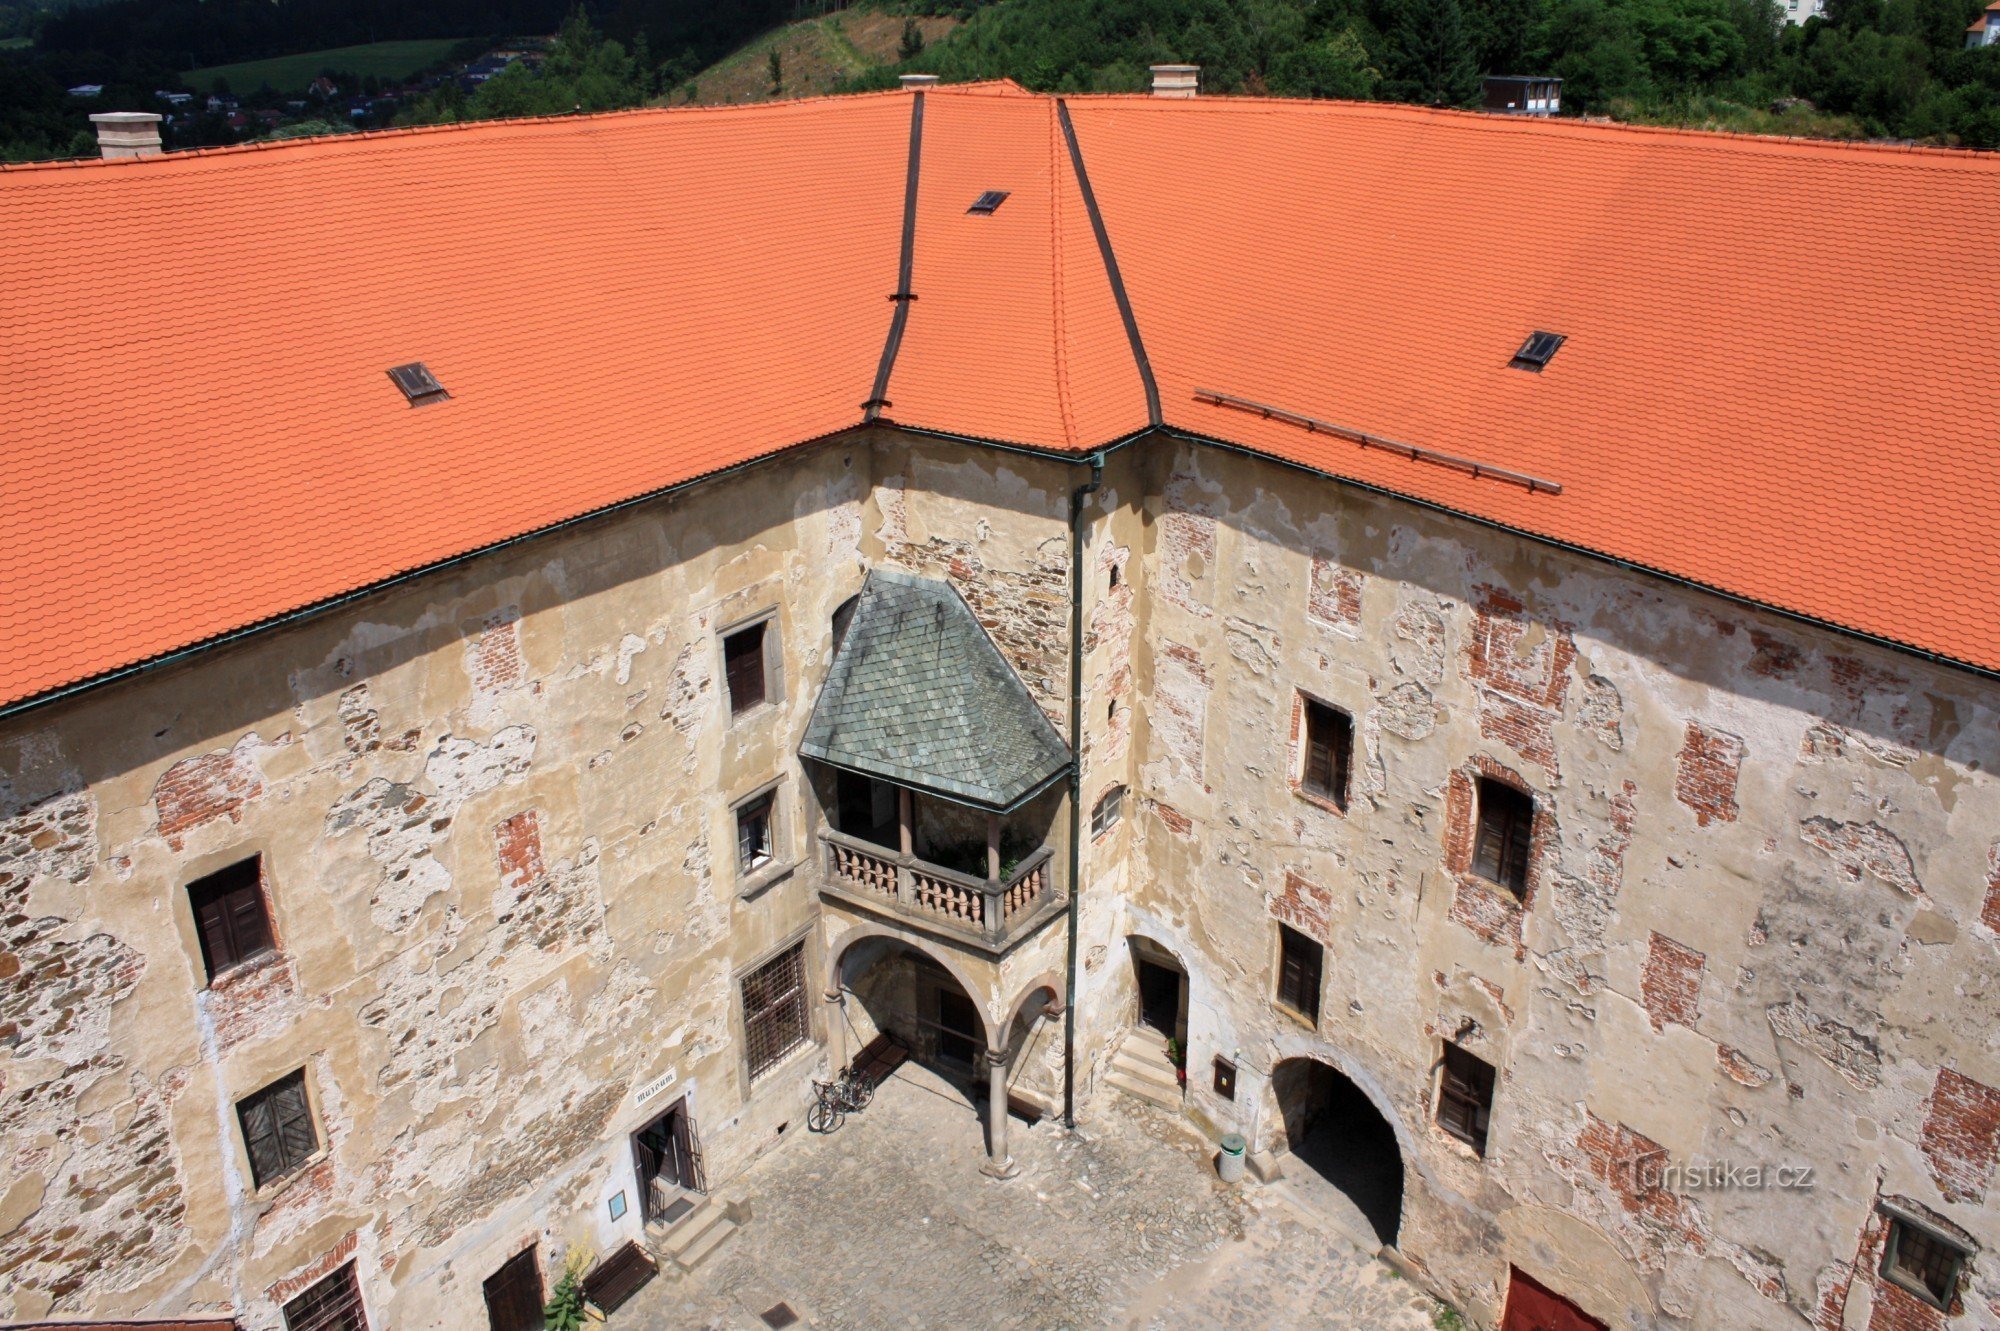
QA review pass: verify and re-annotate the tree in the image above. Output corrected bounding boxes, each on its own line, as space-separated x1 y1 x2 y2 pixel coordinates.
900 17 926 60
1269 28 1384 97
1387 0 1483 103
768 46 782 92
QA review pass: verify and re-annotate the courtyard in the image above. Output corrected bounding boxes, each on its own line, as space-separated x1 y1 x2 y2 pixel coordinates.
620 1062 1449 1331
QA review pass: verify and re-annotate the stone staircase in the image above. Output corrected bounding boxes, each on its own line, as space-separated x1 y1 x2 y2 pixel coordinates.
646 1190 740 1273
1105 1028 1183 1112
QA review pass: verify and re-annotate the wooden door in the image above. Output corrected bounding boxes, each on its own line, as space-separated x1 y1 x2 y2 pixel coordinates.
483 1246 542 1331
1501 1268 1608 1331
934 988 978 1066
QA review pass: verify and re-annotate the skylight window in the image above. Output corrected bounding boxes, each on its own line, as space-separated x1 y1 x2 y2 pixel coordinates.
968 190 1009 215
386 361 449 406
1511 331 1565 372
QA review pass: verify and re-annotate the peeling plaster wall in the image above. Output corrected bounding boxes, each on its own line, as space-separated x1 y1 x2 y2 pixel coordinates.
9 421 2000 1331
1114 439 2000 1329
0 440 877 1327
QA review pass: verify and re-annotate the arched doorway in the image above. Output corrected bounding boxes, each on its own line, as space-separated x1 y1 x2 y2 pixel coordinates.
1126 935 1187 1047
835 935 988 1087
1270 1057 1405 1248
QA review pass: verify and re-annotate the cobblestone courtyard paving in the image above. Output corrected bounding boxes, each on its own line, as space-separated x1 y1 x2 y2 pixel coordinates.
621 1063 1448 1331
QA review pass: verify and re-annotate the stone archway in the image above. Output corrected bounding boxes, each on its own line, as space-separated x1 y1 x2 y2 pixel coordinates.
1269 1056 1406 1248
832 932 990 1084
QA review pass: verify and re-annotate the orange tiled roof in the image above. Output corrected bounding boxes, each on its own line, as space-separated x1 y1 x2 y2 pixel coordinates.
3 85 2000 711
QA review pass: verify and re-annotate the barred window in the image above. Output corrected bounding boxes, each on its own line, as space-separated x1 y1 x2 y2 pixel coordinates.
1275 924 1322 1025
1881 1216 1967 1309
283 1261 368 1331
1091 786 1124 838
1471 778 1534 897
1300 697 1353 809
742 942 810 1079
238 1068 318 1189
1436 1043 1496 1156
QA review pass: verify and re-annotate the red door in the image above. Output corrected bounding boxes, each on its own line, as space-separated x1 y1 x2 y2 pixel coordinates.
1502 1268 1609 1331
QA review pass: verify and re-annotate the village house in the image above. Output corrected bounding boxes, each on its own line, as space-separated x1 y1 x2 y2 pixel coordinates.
4 71 2000 1331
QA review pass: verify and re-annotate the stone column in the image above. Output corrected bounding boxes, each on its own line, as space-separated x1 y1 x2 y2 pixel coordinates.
824 983 847 1073
980 1046 1018 1179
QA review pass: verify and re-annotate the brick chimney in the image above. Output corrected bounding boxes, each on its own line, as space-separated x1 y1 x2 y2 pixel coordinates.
1149 65 1199 98
899 73 939 88
89 112 163 159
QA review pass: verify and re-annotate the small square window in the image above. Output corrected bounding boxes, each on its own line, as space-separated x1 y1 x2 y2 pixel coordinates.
1276 924 1322 1025
1300 697 1353 810
1091 786 1125 837
238 1068 318 1190
1436 1043 1497 1156
1880 1216 1967 1310
723 622 769 716
1471 777 1535 898
188 856 276 982
283 1259 368 1331
736 792 775 875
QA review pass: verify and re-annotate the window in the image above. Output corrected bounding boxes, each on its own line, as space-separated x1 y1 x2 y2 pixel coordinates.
385 361 448 407
238 1068 318 1189
968 189 1009 215
283 1261 368 1331
1510 330 1566 372
188 857 275 982
723 621 768 716
1880 1216 1968 1310
735 791 775 875
1436 1043 1496 1155
742 942 810 1079
1275 925 1322 1025
1300 698 1353 809
1092 786 1124 837
1471 777 1535 898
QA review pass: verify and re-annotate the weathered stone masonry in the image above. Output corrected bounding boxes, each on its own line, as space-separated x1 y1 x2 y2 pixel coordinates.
4 427 2000 1331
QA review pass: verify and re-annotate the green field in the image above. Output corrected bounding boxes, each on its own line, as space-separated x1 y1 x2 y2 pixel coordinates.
186 38 461 94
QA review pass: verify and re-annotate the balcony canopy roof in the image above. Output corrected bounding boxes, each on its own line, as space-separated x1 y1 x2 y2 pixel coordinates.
800 567 1072 811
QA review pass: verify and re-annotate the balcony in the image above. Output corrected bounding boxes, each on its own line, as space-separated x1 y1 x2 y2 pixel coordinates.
818 827 1064 953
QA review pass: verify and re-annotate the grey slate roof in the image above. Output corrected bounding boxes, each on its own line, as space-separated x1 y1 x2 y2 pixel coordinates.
799 568 1072 811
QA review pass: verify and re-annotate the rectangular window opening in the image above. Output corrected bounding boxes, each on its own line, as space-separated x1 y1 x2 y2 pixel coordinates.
736 792 775 875
238 1067 319 1190
1300 697 1354 810
386 361 448 406
1276 924 1323 1025
1091 786 1125 838
743 942 810 1080
189 856 276 982
283 1260 368 1331
1510 330 1565 372
724 622 769 716
1881 1216 1967 1309
968 189 1009 215
1471 777 1535 898
1436 1042 1496 1156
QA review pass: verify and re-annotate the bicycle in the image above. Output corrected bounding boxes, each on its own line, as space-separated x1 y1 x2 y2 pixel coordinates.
806 1062 875 1133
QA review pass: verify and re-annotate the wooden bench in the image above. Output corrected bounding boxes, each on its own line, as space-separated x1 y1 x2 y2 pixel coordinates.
851 1032 908 1087
583 1240 657 1314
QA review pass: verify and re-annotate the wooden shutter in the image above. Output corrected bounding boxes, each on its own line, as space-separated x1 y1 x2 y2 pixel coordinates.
239 1070 316 1189
1278 928 1321 1023
240 1090 284 1187
724 625 766 714
1472 780 1533 896
272 1075 318 1166
1439 1045 1495 1154
189 857 273 980
1302 701 1351 809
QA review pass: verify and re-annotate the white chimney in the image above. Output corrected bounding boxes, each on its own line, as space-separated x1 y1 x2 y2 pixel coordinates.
900 73 939 88
90 112 163 159
1150 65 1199 98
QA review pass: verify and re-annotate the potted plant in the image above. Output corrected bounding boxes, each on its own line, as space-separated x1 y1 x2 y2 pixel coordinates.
1166 1036 1188 1087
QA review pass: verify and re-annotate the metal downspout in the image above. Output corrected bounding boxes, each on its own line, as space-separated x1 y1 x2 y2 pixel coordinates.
1063 454 1104 1130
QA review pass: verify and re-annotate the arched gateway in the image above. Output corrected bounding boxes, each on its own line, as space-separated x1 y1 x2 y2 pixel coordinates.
1268 1056 1406 1248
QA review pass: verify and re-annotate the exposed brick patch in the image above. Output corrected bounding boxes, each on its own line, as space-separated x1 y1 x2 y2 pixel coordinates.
1919 1067 2000 1203
1270 870 1334 944
1717 1239 1789 1303
1449 878 1524 955
1767 999 1881 1088
1564 1113 1708 1264
267 1230 359 1306
1142 797 1193 837
1307 557 1364 632
466 607 525 697
1476 689 1562 779
154 733 269 850
1466 585 1576 709
1640 932 1704 1032
1158 509 1216 619
495 809 546 893
1747 628 1804 679
0 782 96 894
1578 674 1624 750
1674 722 1745 827
1715 1044 1774 1087
1829 1199 1962 1331
207 951 302 1054
1799 817 1924 896
338 682 383 756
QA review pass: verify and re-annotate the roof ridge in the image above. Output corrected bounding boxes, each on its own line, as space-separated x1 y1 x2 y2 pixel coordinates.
1061 92 2000 166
